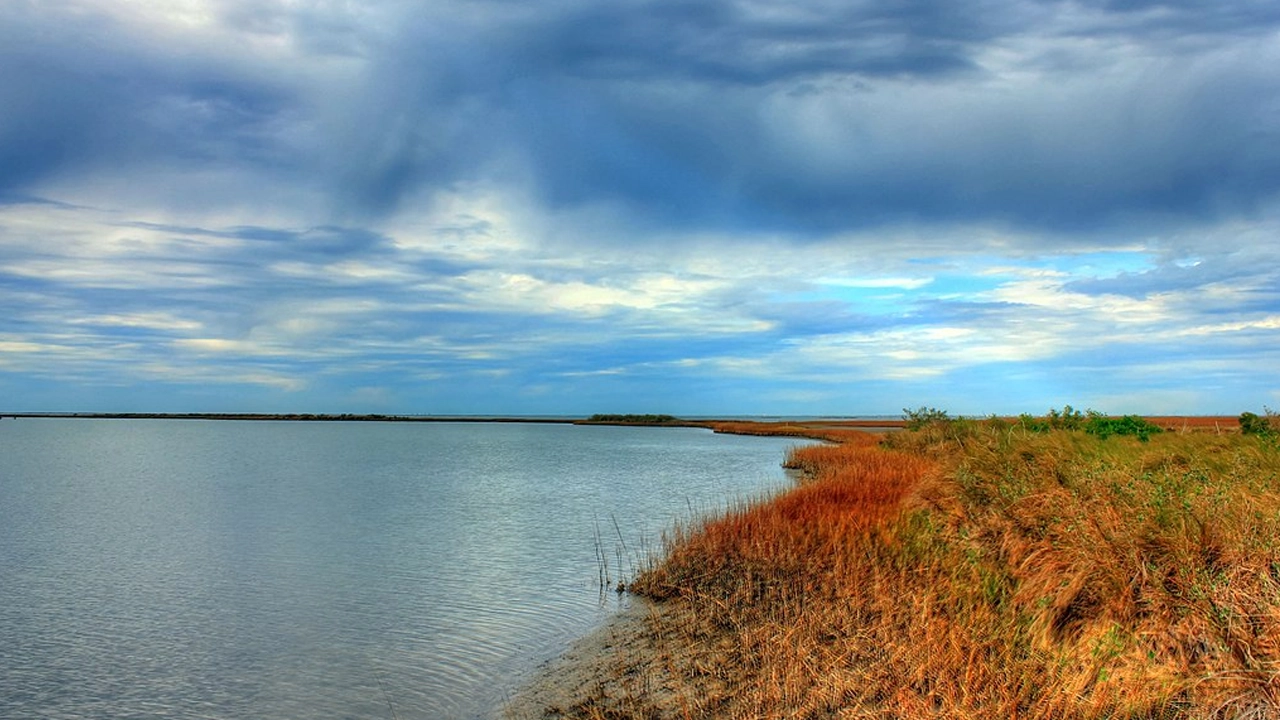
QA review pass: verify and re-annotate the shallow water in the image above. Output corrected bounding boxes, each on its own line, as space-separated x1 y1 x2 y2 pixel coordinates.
0 419 805 719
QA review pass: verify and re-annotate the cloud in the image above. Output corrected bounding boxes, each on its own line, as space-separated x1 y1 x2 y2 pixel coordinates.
7 0 1277 237
1072 0 1280 38
497 0 1014 85
2 0 1279 414
0 2 304 193
332 0 1280 235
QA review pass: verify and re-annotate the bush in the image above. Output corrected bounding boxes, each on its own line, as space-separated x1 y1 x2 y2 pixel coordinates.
1017 406 1093 433
1084 414 1162 442
1016 407 1161 442
1047 405 1086 430
1239 409 1277 437
902 406 951 430
585 414 681 425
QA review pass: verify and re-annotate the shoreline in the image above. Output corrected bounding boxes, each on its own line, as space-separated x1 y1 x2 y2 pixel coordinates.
0 412 580 423
0 413 910 427
501 598 660 720
501 595 731 720
500 421 882 720
498 415 1272 719
0 413 1236 433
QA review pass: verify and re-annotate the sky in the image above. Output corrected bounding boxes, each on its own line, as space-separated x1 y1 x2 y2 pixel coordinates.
2 0 1278 417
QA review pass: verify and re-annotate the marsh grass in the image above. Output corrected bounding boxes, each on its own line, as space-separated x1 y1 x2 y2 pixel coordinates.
554 420 1280 719
704 421 890 446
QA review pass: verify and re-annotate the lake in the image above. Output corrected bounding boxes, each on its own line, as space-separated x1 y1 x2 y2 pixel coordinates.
0 419 807 719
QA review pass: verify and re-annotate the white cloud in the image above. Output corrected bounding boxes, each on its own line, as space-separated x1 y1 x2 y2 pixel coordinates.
1178 315 1280 337
0 340 55 354
136 360 307 391
69 312 203 331
815 276 934 290
173 338 281 355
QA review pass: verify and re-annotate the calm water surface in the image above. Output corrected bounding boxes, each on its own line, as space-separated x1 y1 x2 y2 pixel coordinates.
0 419 806 719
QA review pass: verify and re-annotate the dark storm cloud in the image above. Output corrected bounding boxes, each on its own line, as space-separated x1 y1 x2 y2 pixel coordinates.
1076 0 1280 37
331 0 1280 234
3 0 1280 235
501 0 1012 84
0 3 302 198
324 0 1020 220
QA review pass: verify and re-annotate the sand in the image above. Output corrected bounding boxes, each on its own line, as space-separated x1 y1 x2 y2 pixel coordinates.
500 596 676 719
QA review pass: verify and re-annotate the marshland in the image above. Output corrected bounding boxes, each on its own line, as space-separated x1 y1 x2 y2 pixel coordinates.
518 410 1280 719
5 411 1277 719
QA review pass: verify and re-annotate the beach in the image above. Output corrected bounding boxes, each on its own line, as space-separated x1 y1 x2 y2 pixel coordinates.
502 598 660 719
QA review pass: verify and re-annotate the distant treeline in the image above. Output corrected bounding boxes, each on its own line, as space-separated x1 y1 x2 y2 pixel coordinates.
582 414 686 425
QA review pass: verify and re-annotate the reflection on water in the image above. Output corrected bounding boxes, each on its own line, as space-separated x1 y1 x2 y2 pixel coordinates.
0 420 805 719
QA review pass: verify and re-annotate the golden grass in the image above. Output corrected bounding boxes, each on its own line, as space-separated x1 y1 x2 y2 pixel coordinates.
704 420 890 446
634 444 933 604
1143 416 1241 432
552 420 1280 719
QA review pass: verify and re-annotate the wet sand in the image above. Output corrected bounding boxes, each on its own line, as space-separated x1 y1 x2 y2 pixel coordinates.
501 597 674 719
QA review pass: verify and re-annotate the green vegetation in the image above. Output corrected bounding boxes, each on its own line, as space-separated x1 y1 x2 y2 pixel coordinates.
583 414 684 425
1082 413 1163 441
1240 409 1279 438
553 411 1280 719
1015 406 1165 441
1017 406 1088 433
902 405 951 429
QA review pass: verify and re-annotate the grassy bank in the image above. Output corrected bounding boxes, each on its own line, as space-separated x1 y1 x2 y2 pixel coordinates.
547 415 1280 719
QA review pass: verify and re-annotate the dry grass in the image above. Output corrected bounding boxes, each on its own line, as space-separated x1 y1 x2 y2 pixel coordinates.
545 420 1280 720
704 420 890 446
1143 417 1241 432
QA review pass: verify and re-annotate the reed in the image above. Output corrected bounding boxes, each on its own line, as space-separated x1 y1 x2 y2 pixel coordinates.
551 419 1280 719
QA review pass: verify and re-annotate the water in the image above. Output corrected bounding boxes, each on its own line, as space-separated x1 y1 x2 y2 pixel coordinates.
0 419 807 719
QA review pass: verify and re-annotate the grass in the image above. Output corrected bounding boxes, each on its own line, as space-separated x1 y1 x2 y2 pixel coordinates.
549 417 1280 719
703 420 894 445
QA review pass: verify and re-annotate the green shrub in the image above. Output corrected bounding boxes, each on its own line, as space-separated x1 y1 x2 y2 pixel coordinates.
902 406 951 430
1239 410 1277 437
1018 413 1051 433
1084 414 1163 442
1018 406 1093 433
1048 404 1086 430
585 414 682 425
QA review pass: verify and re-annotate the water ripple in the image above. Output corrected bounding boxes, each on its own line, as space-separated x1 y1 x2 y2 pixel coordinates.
0 420 807 719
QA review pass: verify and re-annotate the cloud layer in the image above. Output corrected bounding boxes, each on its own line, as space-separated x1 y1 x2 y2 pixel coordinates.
2 0 1278 414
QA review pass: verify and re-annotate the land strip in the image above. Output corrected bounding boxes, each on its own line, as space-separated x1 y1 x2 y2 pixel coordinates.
4 412 1238 434
0 412 579 423
509 415 1280 719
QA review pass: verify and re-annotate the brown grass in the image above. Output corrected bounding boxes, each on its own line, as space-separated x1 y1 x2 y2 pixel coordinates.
1143 416 1241 432
703 420 891 446
544 420 1280 719
633 444 933 604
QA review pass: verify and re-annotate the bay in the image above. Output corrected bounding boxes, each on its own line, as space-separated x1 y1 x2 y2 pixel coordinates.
0 419 805 719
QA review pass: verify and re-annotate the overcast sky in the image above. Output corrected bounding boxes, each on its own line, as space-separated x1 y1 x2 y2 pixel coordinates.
2 0 1278 416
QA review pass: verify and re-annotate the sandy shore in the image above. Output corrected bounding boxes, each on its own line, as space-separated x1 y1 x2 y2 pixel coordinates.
501 596 675 719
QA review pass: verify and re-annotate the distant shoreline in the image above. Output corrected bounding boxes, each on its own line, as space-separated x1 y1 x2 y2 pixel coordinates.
0 412 579 423
0 413 1239 432
0 413 910 428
